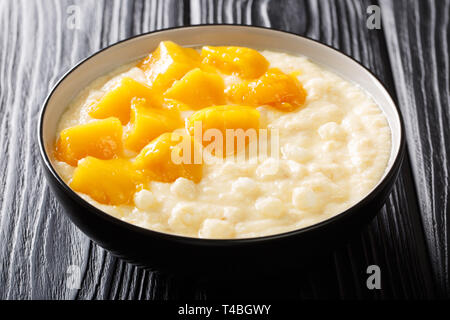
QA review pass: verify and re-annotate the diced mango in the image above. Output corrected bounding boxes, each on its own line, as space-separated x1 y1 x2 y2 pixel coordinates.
164 68 226 109
133 132 203 183
138 41 201 94
164 99 193 112
124 98 183 152
70 157 144 205
186 105 260 156
227 68 307 111
201 46 269 79
88 77 161 124
55 118 123 166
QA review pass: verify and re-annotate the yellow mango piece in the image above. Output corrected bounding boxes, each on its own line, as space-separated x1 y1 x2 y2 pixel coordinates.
138 41 201 94
201 46 269 79
70 157 144 205
164 99 193 112
164 68 226 109
134 132 203 183
186 105 260 156
187 105 260 136
227 68 307 111
88 77 161 124
124 99 183 152
55 118 123 166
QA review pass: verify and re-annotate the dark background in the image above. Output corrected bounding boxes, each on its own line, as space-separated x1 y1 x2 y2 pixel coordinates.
0 0 448 299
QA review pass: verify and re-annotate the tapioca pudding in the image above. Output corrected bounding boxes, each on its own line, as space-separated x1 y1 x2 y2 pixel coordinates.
52 41 391 239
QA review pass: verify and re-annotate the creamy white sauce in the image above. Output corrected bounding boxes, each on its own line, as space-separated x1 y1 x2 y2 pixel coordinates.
53 50 391 239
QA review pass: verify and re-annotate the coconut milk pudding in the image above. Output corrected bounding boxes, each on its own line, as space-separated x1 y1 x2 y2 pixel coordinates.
52 41 391 239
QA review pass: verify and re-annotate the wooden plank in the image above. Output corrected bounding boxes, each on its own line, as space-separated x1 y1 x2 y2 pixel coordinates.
380 0 450 297
0 0 438 299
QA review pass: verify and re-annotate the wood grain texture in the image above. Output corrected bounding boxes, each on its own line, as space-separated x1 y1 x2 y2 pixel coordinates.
0 0 444 299
380 0 450 297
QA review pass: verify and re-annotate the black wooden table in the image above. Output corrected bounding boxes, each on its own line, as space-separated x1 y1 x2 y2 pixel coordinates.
0 0 448 300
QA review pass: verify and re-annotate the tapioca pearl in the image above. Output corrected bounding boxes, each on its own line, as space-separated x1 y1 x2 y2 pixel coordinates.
223 207 245 223
292 186 323 212
201 185 216 194
303 78 329 99
170 177 196 199
318 122 346 141
149 223 168 233
122 207 145 222
287 208 307 219
134 189 158 210
231 177 260 196
271 180 292 199
256 158 283 180
344 89 365 101
293 217 322 230
348 138 374 154
350 154 374 168
351 179 376 198
255 197 285 218
240 161 258 175
321 140 344 152
235 219 283 236
283 114 313 131
122 216 149 229
302 171 333 199
98 204 123 219
366 105 383 116
361 170 379 185
311 103 344 124
168 203 204 230
366 115 388 129
328 182 349 201
219 161 240 176
219 161 255 177
309 163 348 181
279 131 311 148
199 219 235 239
283 160 307 179
281 143 313 163
341 115 363 132
354 102 380 116
333 79 351 91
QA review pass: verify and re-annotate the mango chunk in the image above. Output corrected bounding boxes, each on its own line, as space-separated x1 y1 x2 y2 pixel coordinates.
164 68 226 109
134 132 203 183
201 46 269 79
138 41 201 94
227 68 307 111
70 157 144 205
164 99 193 112
124 98 183 152
89 77 161 124
186 105 260 156
55 118 123 166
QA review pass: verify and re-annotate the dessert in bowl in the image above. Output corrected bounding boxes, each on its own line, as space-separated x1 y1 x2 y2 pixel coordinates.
39 26 404 271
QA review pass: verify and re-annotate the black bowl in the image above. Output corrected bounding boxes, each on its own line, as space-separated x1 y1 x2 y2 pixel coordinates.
38 25 405 274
